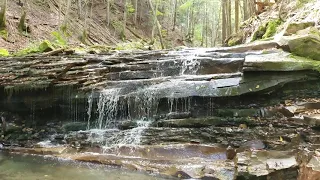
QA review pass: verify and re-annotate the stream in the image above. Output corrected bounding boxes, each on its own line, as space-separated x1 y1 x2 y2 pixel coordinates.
0 43 319 179
0 152 165 180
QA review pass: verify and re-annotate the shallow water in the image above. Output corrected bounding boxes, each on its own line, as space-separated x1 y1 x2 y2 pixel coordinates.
0 152 166 180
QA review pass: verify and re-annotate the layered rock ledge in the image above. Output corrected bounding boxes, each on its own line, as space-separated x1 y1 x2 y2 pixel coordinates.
1 40 320 179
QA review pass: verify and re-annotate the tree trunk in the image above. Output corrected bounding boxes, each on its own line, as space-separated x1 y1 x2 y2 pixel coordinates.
0 0 7 29
58 0 62 26
235 0 239 32
64 0 72 26
227 0 232 37
78 0 82 19
214 5 221 46
122 0 127 40
172 0 178 31
151 0 158 42
105 0 110 26
134 0 138 24
148 0 165 49
221 0 226 44
243 0 248 21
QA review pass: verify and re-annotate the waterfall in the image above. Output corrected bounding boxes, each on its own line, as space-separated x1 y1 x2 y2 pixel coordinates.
86 91 94 130
104 120 151 148
96 88 121 129
180 55 200 75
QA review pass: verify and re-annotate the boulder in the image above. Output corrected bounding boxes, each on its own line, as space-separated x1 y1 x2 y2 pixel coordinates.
278 27 320 60
299 156 320 180
283 22 315 36
303 114 320 127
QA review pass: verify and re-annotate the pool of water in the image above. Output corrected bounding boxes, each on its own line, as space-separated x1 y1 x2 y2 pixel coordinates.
0 152 167 180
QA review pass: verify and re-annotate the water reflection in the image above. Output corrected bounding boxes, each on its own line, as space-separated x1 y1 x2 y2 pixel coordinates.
0 152 166 180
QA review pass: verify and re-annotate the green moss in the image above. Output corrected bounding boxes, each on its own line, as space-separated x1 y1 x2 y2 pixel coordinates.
290 37 320 60
0 29 7 40
0 48 9 56
252 19 282 42
227 33 243 47
262 19 282 39
252 24 267 41
288 54 320 72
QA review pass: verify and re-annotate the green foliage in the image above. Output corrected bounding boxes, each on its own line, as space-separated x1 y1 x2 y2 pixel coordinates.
179 0 193 12
156 10 164 16
51 31 68 47
39 40 54 52
126 3 135 14
14 40 54 56
0 29 8 40
0 48 9 56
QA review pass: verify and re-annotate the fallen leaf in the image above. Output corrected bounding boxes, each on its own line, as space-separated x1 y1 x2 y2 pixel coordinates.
279 136 283 142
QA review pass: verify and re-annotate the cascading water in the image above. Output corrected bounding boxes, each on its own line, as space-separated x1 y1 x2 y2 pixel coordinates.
84 48 208 147
96 88 121 129
103 120 152 148
180 54 200 75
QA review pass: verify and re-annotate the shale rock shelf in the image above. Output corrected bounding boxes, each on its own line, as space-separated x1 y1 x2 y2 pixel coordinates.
0 41 320 179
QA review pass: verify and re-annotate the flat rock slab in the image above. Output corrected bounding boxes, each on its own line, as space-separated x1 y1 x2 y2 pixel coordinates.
244 51 320 71
304 114 320 127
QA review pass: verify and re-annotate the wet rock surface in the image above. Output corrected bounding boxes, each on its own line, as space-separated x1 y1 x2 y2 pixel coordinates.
1 43 320 179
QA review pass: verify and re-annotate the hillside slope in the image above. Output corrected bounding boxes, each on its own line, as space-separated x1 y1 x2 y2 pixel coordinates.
0 0 184 51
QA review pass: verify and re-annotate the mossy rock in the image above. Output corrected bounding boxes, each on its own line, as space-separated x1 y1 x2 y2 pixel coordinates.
288 34 320 60
262 19 282 39
252 19 282 41
227 33 244 47
279 27 320 61
252 23 267 41
0 48 9 56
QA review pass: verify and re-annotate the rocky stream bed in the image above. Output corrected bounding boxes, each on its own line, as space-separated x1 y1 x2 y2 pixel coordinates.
0 39 320 179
